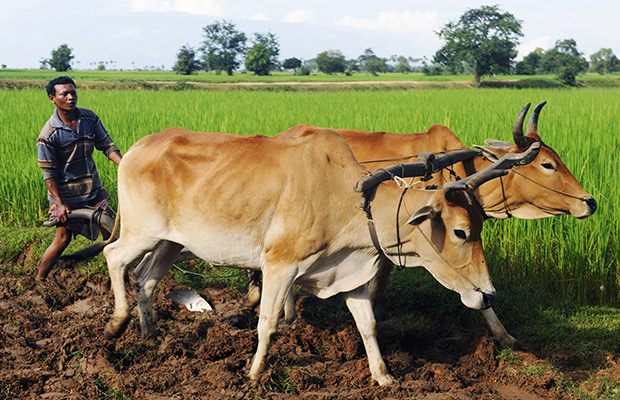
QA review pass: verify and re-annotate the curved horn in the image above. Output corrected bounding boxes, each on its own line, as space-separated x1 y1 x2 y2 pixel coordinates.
526 100 547 134
354 148 481 193
445 141 541 192
513 102 531 149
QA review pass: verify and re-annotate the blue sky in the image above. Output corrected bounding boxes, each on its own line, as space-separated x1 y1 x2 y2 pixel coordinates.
1 0 618 70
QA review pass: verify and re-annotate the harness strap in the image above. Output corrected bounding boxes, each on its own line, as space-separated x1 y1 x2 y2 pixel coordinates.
499 175 513 218
511 169 588 200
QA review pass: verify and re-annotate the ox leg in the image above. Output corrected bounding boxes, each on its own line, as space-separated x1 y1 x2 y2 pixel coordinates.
281 288 296 324
103 236 158 339
244 270 262 307
248 266 297 380
343 285 394 386
367 256 393 307
134 240 183 340
480 308 518 347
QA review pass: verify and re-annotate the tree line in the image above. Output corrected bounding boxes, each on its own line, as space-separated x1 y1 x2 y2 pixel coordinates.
40 6 619 86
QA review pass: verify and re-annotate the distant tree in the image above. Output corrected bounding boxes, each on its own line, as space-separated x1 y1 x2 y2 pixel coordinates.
173 45 201 75
45 44 74 72
434 5 523 82
245 43 271 75
316 50 346 74
540 39 588 85
345 58 361 75
200 20 247 75
515 48 544 75
393 56 413 73
358 48 387 76
251 32 280 73
282 57 302 73
590 48 620 74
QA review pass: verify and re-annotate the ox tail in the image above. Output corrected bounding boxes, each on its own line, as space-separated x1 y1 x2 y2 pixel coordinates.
54 208 121 262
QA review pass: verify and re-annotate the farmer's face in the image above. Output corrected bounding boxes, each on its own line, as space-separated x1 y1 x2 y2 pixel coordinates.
49 83 77 111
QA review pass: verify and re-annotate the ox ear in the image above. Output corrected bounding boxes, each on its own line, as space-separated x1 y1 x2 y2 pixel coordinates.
406 205 437 226
473 144 509 163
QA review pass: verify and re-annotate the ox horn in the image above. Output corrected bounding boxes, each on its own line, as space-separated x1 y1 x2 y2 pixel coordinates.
526 100 547 134
444 141 541 192
513 102 531 149
354 148 481 193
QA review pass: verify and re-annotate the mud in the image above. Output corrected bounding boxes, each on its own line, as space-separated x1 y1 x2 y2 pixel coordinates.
0 262 616 399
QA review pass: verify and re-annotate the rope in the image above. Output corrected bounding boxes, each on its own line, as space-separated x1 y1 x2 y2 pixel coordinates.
510 169 588 200
358 148 467 165
172 263 247 280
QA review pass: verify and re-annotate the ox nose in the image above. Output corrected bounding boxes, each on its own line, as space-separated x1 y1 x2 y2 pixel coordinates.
585 197 597 214
482 292 496 309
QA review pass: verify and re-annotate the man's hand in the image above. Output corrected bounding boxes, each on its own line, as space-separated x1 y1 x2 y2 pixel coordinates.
45 178 70 223
56 202 70 223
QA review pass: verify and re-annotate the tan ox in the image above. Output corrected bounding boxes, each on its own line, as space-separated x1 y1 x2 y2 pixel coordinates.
275 101 597 345
102 129 537 385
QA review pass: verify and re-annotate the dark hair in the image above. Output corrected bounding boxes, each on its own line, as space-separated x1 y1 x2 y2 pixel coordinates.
46 76 76 96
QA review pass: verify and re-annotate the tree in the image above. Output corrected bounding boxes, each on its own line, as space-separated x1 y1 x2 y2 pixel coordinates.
393 56 414 73
515 48 543 75
200 20 246 75
433 5 523 82
540 39 588 85
590 48 620 74
358 48 387 76
44 44 74 72
245 43 271 75
252 32 280 73
282 57 302 73
173 45 201 75
316 50 346 74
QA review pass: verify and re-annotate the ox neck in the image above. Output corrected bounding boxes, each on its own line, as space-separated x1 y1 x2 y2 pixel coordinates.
469 156 514 219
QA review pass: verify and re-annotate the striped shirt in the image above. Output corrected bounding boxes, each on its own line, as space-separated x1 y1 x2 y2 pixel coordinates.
37 107 120 204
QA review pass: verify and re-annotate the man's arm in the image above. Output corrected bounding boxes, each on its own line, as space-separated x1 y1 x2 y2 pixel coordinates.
45 178 69 223
108 150 122 166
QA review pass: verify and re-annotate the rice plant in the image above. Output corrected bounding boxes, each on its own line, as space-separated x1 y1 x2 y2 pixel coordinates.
0 87 617 305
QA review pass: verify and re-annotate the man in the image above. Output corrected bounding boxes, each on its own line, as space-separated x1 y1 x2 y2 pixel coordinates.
36 76 122 281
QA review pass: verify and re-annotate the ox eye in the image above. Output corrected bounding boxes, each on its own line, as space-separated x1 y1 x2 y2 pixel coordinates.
541 162 555 170
454 229 467 240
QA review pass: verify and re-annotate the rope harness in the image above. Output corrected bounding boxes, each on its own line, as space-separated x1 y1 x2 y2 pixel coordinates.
360 177 483 293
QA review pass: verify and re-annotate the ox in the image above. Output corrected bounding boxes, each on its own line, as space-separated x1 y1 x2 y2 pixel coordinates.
274 101 597 345
102 129 538 385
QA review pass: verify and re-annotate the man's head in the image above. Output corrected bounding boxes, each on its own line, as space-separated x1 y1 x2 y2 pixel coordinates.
47 76 77 111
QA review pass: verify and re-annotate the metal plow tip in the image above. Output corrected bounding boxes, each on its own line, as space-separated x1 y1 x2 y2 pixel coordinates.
165 287 213 312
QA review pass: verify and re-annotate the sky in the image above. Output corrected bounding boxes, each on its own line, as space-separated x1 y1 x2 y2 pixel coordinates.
1 0 619 70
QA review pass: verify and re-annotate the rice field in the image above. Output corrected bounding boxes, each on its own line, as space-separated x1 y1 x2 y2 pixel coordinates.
0 86 618 306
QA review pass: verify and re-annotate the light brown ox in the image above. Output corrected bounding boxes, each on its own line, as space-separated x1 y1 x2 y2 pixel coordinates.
273 101 597 346
102 129 536 385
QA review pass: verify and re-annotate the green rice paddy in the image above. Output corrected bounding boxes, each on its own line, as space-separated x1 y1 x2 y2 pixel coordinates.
0 84 617 306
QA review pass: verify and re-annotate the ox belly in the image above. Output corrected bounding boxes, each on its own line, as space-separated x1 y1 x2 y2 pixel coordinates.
166 223 381 300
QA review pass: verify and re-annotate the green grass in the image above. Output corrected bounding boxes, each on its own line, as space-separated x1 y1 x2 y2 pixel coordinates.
0 84 618 308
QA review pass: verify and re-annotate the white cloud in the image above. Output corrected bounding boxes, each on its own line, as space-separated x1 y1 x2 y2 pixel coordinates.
283 9 316 23
130 0 227 16
517 35 552 59
243 12 268 21
334 10 438 35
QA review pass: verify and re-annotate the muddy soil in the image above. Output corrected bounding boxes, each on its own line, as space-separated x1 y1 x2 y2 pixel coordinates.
0 261 614 400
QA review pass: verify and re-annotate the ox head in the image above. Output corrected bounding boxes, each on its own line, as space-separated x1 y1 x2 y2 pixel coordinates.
356 144 540 310
475 101 597 219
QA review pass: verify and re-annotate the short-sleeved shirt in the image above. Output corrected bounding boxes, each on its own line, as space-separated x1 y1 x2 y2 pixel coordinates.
37 107 120 204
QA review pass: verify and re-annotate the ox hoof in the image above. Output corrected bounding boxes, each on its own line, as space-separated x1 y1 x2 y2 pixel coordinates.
494 332 520 349
243 287 261 308
374 373 395 386
104 316 131 339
